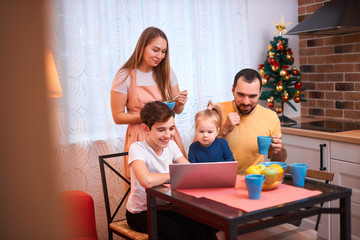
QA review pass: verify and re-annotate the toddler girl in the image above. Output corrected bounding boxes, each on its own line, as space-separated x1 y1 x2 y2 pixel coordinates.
188 102 235 163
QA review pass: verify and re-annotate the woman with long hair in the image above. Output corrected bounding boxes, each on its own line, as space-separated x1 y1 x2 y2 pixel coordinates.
111 27 187 178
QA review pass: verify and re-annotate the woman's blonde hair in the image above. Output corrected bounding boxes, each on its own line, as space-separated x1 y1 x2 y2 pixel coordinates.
117 27 173 100
194 101 223 132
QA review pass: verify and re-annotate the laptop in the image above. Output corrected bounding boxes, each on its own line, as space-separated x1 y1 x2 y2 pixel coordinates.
169 161 238 189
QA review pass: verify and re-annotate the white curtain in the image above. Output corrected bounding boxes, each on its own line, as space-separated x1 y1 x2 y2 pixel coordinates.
51 0 249 238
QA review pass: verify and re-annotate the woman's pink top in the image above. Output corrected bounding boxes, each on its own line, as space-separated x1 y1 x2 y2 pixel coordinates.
114 69 186 179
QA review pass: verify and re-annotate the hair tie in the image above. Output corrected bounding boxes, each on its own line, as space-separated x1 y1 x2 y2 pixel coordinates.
207 100 213 110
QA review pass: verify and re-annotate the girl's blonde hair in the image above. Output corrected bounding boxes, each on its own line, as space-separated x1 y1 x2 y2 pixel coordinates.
194 101 223 131
117 27 173 100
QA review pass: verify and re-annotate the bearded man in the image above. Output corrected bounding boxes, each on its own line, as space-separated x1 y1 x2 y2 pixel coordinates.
216 68 287 171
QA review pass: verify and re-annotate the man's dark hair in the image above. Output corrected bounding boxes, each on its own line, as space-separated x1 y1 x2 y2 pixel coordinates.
140 101 175 130
233 68 262 90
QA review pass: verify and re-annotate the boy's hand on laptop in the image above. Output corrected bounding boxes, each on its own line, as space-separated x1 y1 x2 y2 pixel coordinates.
174 156 189 164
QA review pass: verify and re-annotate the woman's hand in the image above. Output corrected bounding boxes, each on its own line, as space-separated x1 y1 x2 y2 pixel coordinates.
173 90 188 114
175 90 188 105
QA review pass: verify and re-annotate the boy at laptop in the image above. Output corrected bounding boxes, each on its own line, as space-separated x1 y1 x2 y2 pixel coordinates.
126 101 217 240
188 101 235 163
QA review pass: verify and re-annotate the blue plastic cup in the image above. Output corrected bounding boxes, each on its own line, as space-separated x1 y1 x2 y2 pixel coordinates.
290 163 308 187
245 174 265 199
257 136 273 155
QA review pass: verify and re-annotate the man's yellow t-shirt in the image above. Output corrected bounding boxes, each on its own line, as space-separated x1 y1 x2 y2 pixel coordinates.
216 101 282 172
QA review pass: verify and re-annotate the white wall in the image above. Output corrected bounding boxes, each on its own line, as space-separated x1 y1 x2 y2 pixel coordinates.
247 0 301 118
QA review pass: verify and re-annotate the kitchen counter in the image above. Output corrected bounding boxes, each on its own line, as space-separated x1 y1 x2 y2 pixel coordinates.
282 117 360 240
281 117 360 145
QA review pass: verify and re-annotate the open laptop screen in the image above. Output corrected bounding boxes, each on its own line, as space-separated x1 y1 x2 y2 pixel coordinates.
169 161 237 189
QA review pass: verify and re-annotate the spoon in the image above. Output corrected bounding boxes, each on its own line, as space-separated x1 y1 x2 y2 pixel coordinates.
164 94 181 103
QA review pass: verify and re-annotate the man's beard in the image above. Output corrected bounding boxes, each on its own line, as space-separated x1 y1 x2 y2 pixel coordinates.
237 104 256 115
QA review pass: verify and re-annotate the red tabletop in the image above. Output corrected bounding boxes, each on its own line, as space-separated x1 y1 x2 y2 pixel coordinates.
167 175 322 212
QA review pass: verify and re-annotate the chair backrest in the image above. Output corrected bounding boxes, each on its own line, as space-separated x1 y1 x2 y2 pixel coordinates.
99 152 148 240
99 152 130 225
99 152 130 224
304 169 334 183
285 168 334 183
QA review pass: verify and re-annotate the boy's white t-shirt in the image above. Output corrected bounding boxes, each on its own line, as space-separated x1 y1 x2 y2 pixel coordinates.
126 140 183 213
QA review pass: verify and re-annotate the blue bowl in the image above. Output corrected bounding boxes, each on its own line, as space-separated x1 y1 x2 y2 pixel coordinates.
258 161 288 170
164 101 175 109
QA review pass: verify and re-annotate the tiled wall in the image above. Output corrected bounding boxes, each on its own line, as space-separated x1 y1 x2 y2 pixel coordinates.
298 0 360 121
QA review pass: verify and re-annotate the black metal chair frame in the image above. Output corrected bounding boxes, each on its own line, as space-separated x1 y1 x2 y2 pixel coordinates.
99 152 134 240
286 168 334 231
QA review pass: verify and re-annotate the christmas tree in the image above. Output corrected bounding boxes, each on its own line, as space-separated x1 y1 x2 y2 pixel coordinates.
258 15 306 124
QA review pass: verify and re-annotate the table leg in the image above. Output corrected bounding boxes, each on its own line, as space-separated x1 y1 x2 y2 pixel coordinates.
340 196 351 240
225 226 237 240
147 193 157 240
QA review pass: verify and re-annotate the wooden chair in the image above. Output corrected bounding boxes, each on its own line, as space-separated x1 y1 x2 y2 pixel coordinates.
285 167 335 231
99 152 148 240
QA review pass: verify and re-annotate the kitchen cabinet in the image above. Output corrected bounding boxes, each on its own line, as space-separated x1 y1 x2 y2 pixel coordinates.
330 142 360 240
282 134 331 240
282 134 330 171
282 134 360 240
